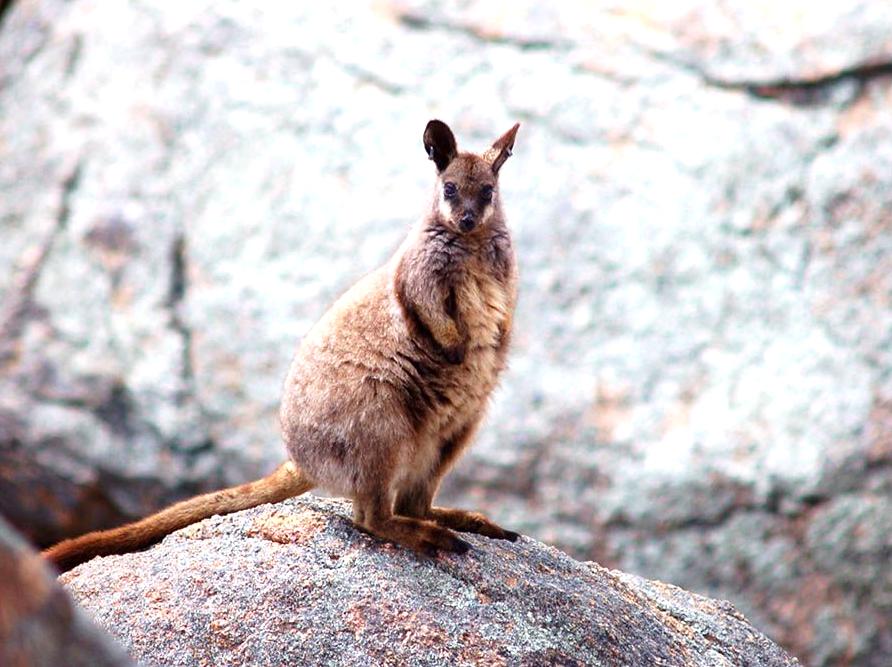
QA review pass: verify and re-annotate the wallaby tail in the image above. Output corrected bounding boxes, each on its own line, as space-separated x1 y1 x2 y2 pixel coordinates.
43 461 313 573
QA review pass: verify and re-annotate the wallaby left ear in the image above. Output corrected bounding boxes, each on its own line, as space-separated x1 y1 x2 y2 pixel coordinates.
423 120 458 172
486 123 520 174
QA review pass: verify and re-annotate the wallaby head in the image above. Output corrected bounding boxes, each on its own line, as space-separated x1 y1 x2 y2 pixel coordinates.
423 120 520 234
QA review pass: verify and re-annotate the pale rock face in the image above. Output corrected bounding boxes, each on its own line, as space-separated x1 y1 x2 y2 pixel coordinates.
1 1 891 665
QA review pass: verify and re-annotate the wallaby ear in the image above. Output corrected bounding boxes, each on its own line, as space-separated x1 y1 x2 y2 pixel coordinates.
423 120 458 172
485 123 520 174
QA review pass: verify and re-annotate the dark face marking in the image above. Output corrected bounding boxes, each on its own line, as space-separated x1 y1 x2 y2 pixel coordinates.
439 155 498 235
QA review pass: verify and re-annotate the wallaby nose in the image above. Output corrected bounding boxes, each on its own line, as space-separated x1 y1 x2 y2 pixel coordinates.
459 211 476 232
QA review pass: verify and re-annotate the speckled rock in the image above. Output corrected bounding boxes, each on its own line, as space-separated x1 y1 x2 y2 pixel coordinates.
61 495 797 667
0 516 132 667
2 1 891 664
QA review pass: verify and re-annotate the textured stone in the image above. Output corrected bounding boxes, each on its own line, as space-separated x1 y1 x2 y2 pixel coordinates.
1 1 891 664
61 496 798 667
0 515 132 667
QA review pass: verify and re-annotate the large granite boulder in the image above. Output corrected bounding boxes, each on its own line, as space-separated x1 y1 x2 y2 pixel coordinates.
1 1 890 663
0 515 132 667
61 495 798 667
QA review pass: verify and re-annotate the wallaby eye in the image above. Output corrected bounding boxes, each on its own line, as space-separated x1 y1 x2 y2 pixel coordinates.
481 185 494 202
443 182 457 199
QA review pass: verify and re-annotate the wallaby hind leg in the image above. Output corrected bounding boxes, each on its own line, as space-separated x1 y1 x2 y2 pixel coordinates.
354 491 471 555
393 480 519 543
428 507 520 542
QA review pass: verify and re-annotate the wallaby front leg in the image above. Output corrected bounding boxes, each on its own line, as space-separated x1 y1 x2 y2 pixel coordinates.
413 295 466 363
396 270 467 364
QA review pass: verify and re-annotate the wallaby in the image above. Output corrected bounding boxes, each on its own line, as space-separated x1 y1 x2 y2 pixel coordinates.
44 119 521 572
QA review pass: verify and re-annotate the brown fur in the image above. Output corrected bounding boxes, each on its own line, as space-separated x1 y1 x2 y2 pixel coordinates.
43 120 521 570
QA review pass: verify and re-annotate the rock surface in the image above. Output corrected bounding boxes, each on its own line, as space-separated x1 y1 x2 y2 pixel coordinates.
0 515 132 667
2 1 891 664
61 495 798 667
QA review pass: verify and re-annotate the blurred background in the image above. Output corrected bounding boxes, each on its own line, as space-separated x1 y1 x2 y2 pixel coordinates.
1 1 891 664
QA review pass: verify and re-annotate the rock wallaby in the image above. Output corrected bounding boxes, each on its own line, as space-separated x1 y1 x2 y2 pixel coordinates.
44 120 522 572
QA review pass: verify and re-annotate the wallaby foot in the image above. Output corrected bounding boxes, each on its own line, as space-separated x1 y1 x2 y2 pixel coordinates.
355 496 471 555
428 507 520 542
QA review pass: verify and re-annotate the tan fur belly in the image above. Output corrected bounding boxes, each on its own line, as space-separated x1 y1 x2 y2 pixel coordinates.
440 271 512 422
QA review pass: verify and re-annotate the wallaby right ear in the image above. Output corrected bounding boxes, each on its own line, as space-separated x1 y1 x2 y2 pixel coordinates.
423 120 458 172
487 123 520 174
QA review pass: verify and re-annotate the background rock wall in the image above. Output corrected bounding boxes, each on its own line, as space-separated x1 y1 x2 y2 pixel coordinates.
1 1 890 664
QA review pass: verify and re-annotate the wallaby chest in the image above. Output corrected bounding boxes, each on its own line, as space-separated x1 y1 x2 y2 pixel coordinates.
421 259 515 439
455 264 514 351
